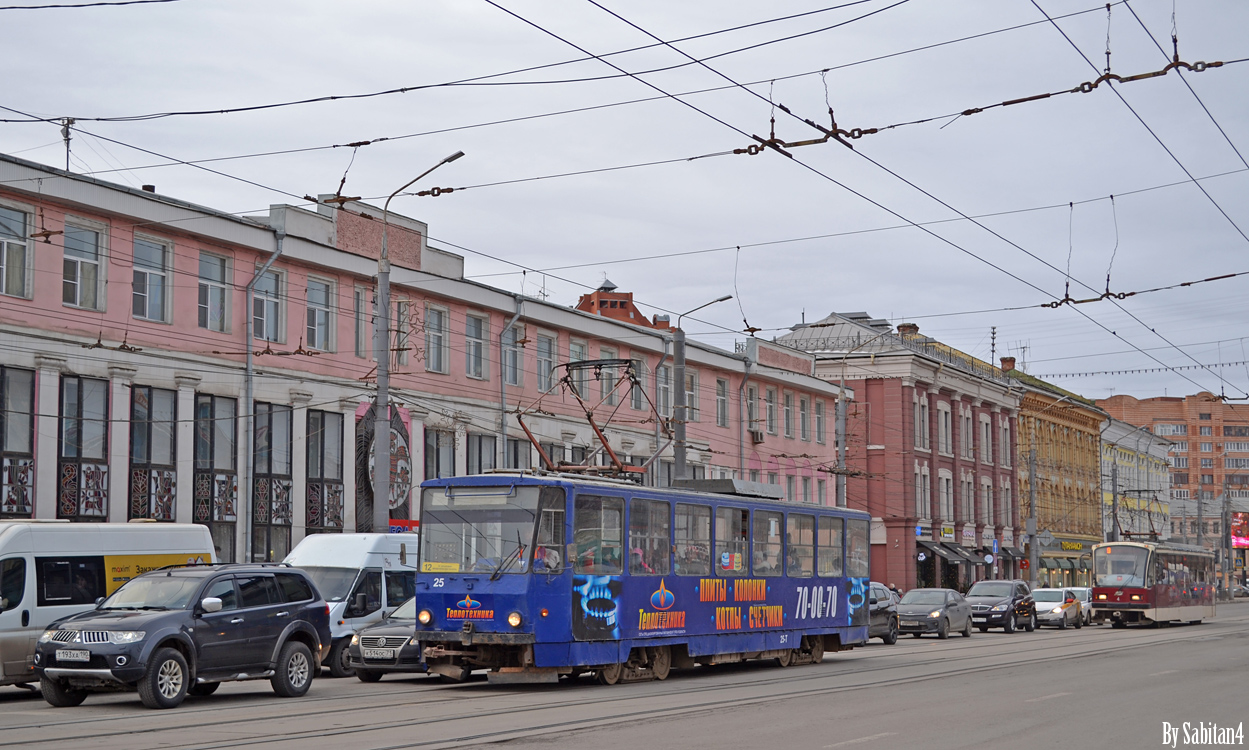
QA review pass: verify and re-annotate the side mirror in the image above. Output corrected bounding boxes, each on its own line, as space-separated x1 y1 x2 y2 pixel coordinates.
1064 598 1075 604
94 597 104 607
869 597 878 605
355 592 368 612
201 597 223 613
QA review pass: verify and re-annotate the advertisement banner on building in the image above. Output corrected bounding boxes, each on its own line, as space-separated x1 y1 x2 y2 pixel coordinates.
1232 512 1248 549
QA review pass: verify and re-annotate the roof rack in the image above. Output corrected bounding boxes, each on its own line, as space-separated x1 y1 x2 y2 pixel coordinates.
153 561 292 572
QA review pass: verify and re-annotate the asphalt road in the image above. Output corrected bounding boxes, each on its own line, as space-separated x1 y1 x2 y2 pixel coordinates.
3 601 1247 750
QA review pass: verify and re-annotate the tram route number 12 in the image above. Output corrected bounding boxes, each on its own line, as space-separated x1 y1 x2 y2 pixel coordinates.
794 585 837 620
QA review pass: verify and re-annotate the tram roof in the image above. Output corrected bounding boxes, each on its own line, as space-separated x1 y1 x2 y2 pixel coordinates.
420 471 873 517
1095 540 1214 555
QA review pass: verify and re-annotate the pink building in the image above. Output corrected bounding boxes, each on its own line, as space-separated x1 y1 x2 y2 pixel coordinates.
779 313 1022 591
0 153 847 562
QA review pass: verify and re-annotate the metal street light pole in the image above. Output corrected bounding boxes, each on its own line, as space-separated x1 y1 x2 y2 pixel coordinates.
673 295 732 481
373 151 464 534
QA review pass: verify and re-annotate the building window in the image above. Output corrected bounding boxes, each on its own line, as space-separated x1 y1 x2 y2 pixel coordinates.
1224 442 1249 453
537 334 556 391
630 357 645 410
306 410 345 534
1200 442 1213 453
914 465 930 519
62 225 102 310
961 410 973 459
979 417 991 463
937 403 952 454
198 253 228 332
425 430 455 480
999 420 1010 466
716 379 729 428
656 365 672 417
1200 458 1214 469
786 475 796 503
253 402 292 562
58 376 109 521
961 476 974 522
1201 474 1214 485
817 479 827 505
1170 456 1188 468
503 438 530 470
0 366 35 517
938 472 953 520
600 347 617 405
815 401 825 444
800 397 810 441
425 305 448 373
465 314 488 380
467 433 496 474
1226 457 1249 469
765 388 777 434
747 385 759 429
394 299 410 366
783 393 794 438
193 395 238 561
1153 423 1187 436
914 396 930 450
306 279 332 351
1199 412 1211 420
503 325 523 387
129 386 176 521
131 237 169 322
802 476 812 503
980 480 993 526
1000 482 1012 526
569 341 588 396
253 270 282 342
0 205 30 298
1199 425 1212 436
683 371 698 422
353 288 369 358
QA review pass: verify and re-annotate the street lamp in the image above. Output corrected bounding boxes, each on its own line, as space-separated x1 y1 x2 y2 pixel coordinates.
673 295 732 481
373 151 465 533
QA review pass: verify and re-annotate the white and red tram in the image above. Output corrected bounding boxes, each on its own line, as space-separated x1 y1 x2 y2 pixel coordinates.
1090 541 1216 628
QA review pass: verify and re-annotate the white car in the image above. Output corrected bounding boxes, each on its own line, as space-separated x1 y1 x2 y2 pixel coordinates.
1031 588 1083 629
1068 587 1095 625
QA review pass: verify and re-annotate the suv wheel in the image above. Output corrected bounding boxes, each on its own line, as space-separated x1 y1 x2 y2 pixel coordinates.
138 647 189 709
272 641 314 698
882 617 898 645
1024 612 1036 632
39 675 87 707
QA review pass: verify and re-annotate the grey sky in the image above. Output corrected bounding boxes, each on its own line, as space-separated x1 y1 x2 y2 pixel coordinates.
4 0 1247 400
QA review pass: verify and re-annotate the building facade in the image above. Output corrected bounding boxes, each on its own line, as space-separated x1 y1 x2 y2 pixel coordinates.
1101 417 1171 542
0 153 847 562
778 314 1022 592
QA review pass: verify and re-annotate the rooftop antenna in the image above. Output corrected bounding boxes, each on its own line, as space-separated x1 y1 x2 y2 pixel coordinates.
990 326 997 363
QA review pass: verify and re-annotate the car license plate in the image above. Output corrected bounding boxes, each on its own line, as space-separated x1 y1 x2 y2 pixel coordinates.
362 648 395 660
900 621 919 627
56 649 90 662
972 615 986 620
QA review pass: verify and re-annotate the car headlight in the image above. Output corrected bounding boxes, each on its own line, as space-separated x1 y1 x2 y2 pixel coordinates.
108 631 146 645
928 610 942 619
38 630 59 644
351 633 360 645
990 604 1008 612
409 636 420 646
1051 606 1064 614
417 610 432 625
507 612 523 628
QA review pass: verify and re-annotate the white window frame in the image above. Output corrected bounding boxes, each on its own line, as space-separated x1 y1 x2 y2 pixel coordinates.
914 393 930 451
198 252 229 333
815 400 825 444
999 417 1011 467
569 340 588 396
817 478 827 505
62 217 107 311
786 475 796 502
938 471 953 521
629 356 645 410
979 415 992 464
536 332 556 391
253 268 284 343
131 234 170 323
306 276 334 352
799 397 810 441
783 392 793 438
353 287 370 358
395 298 410 365
937 402 952 455
981 478 994 526
684 370 698 422
425 304 449 373
1000 480 1012 526
715 378 729 428
503 324 524 387
765 388 777 435
465 313 488 380
598 346 617 404
747 385 759 428
0 201 32 299
961 409 973 459
915 462 930 519
656 364 672 417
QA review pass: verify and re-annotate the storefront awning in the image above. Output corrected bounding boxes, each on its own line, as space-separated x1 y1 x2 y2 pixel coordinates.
1039 557 1056 569
1054 558 1075 570
944 543 987 564
1001 547 1026 560
916 540 957 561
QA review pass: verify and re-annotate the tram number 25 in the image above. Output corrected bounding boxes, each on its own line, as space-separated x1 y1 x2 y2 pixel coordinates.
432 578 445 588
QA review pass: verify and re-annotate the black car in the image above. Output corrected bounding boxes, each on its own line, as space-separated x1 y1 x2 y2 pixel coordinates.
346 596 425 682
867 582 899 644
896 588 973 639
965 579 1037 633
34 563 331 709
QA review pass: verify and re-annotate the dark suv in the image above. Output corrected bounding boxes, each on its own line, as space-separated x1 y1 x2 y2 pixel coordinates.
34 563 331 709
867 582 899 644
965 579 1036 633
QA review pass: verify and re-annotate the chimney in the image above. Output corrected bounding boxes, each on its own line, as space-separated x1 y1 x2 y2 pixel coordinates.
1000 356 1016 372
897 322 919 336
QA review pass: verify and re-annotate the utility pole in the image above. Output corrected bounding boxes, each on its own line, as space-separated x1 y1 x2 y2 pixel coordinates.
374 151 464 534
1110 462 1120 542
1197 491 1204 550
835 397 847 507
673 295 732 481
1028 447 1038 589
1222 488 1231 597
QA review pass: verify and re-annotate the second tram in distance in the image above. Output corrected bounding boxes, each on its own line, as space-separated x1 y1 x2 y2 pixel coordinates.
1089 540 1216 628
413 473 871 684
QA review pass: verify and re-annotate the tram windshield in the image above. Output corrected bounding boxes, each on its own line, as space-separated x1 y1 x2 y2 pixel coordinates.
1093 544 1149 587
420 486 559 575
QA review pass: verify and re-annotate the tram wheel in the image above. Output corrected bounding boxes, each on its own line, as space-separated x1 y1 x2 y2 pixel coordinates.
808 635 825 664
649 646 671 681
1111 620 1127 629
597 662 624 686
775 648 792 668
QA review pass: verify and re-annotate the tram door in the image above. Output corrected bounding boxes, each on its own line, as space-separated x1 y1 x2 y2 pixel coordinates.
530 487 569 646
570 494 625 641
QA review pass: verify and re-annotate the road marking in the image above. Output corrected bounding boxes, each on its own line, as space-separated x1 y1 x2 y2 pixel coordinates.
1150 670 1177 676
825 733 896 748
1026 692 1071 702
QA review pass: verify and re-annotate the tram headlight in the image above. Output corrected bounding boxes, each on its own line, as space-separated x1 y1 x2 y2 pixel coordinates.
1130 595 1140 601
417 609 433 625
507 611 523 628
928 611 942 619
1097 593 1107 600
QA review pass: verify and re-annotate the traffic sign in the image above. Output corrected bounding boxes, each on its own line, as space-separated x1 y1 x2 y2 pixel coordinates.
1020 559 1030 569
984 554 995 564
992 539 1000 554
1037 530 1055 547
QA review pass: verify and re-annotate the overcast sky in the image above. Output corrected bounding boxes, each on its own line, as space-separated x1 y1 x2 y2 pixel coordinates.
4 0 1248 402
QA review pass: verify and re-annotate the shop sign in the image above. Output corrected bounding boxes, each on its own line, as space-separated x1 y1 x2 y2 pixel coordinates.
962 527 976 542
1003 529 1014 544
1060 541 1084 551
940 525 955 540
915 525 923 538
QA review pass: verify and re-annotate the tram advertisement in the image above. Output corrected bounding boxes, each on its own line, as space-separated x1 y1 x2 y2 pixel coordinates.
572 574 870 640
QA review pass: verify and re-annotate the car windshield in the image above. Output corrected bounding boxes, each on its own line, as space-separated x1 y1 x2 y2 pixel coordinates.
1093 544 1149 587
967 582 1014 598
301 566 359 602
899 590 946 605
1070 587 1090 599
390 597 416 619
420 486 547 575
101 575 202 610
1032 590 1063 602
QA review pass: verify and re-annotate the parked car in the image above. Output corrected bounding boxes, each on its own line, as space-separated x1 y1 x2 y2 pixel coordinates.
896 588 973 639
867 582 899 644
1031 588 1083 630
1232 584 1249 598
965 579 1037 633
346 596 425 682
1068 587 1096 625
33 563 331 709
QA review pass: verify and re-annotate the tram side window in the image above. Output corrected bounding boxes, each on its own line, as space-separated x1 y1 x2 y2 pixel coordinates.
36 556 105 606
629 498 670 576
816 516 844 578
573 494 624 575
716 507 749 577
674 503 711 576
533 488 566 574
786 514 815 578
846 519 870 578
752 510 783 577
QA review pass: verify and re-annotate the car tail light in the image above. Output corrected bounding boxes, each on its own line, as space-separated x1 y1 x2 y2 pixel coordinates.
325 604 331 617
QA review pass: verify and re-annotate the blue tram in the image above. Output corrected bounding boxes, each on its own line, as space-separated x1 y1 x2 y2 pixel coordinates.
412 473 871 684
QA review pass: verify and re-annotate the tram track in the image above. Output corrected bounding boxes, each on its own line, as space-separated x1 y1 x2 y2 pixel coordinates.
6 609 1246 750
